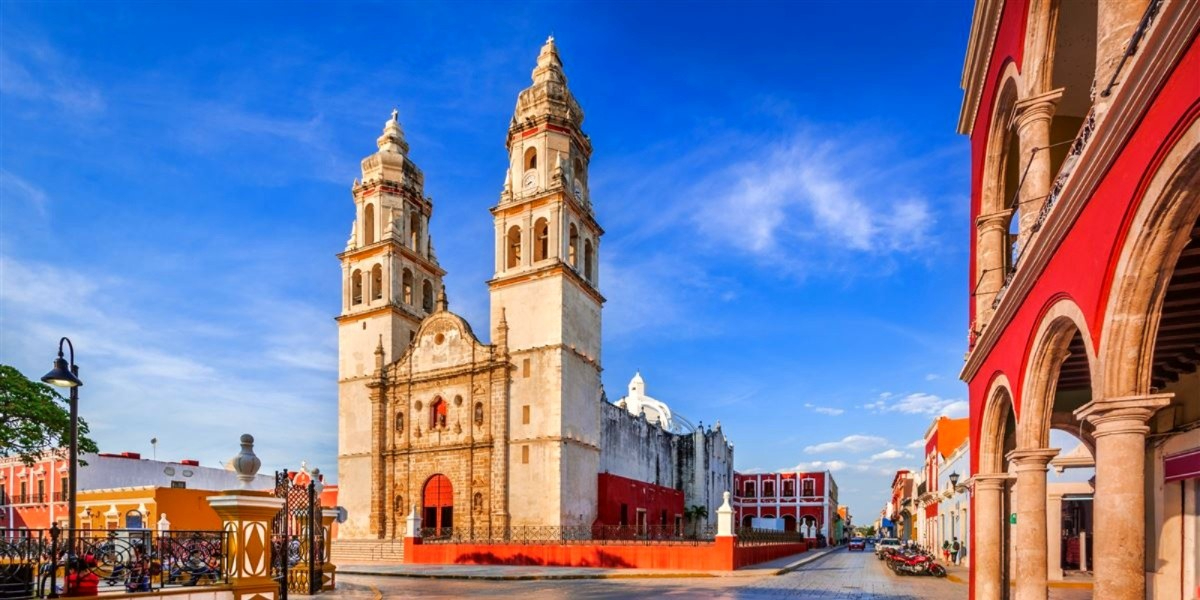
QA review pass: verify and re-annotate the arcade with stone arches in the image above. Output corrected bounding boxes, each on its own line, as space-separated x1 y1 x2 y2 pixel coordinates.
972 126 1200 600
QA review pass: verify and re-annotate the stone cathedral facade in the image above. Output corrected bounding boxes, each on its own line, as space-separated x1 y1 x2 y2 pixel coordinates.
336 38 734 542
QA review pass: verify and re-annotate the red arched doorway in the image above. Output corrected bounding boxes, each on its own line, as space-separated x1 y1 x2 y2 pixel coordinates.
423 474 453 534
782 515 797 532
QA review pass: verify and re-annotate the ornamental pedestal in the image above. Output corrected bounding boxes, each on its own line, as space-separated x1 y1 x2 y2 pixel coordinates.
207 491 286 600
320 509 339 591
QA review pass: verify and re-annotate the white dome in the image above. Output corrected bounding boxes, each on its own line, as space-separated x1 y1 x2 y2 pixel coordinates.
617 371 673 430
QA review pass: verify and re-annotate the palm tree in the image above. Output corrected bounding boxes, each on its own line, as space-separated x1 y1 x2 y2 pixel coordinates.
685 505 709 538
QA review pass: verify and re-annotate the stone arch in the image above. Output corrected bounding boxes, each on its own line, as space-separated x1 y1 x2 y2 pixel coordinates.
351 269 363 305
363 203 376 245
974 62 1024 329
524 147 537 170
370 264 383 301
506 225 522 269
533 217 549 262
1017 296 1099 450
978 373 1016 475
1099 117 1200 398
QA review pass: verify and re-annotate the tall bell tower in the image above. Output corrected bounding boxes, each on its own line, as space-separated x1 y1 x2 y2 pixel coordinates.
489 37 604 528
337 111 445 538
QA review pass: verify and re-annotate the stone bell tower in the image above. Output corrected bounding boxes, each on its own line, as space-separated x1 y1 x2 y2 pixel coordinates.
337 110 445 539
488 36 604 528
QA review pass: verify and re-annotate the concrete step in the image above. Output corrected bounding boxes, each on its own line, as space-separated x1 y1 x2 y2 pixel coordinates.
332 539 406 563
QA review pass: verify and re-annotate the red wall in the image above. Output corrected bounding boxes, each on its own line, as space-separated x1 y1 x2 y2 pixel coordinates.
404 536 808 571
596 473 683 528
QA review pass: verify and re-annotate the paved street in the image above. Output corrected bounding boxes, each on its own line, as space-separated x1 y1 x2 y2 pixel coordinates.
331 549 1096 599
332 548 971 599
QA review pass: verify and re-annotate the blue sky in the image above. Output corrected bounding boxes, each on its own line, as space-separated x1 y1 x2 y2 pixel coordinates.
1 1 977 521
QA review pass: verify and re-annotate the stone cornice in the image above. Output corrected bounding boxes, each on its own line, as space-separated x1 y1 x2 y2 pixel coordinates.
960 0 1200 383
958 0 1006 135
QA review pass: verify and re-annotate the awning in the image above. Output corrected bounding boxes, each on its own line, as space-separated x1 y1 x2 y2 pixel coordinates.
1165 447 1200 482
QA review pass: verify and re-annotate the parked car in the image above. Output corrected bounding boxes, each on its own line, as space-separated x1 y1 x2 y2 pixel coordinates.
875 537 902 559
848 538 866 551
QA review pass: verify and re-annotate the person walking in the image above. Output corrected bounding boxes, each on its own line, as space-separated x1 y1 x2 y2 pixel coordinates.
942 539 951 562
951 538 961 565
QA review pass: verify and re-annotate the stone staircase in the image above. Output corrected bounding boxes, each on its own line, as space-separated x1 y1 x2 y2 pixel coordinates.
332 539 406 564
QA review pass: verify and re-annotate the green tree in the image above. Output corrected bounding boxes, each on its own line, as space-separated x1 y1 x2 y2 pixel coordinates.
0 364 99 465
858 525 877 537
685 504 709 538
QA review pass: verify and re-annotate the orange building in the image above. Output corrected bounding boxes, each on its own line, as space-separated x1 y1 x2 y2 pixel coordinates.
76 487 225 531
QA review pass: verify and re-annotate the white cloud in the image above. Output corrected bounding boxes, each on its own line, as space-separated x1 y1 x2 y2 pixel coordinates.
791 460 848 473
869 449 910 461
907 439 926 449
924 373 941 381
804 434 887 454
803 402 845 416
0 170 48 214
864 392 967 417
693 130 934 268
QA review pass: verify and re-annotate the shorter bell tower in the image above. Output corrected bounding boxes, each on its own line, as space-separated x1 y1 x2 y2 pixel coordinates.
336 110 445 539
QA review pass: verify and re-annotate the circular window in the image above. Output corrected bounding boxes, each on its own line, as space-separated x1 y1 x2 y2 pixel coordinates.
435 333 445 345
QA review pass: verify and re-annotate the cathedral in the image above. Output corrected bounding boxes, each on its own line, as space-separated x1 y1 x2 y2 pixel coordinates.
336 37 734 542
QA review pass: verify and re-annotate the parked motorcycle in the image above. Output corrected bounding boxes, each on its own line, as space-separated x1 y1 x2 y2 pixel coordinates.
883 548 947 577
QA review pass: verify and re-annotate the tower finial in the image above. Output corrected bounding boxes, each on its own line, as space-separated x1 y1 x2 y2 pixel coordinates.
437 285 448 311
377 108 409 155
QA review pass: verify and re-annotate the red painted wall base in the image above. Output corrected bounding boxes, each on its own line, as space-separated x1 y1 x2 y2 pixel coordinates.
403 535 808 570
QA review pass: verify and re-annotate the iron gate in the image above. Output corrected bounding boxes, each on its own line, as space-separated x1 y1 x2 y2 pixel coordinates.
271 471 325 598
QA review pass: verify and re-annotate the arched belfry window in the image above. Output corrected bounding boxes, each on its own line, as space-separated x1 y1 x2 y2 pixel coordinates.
351 270 363 305
402 269 414 304
363 204 376 245
583 240 594 282
524 147 537 170
422 280 434 312
506 226 522 269
371 264 383 301
410 212 421 251
534 218 549 262
568 224 579 267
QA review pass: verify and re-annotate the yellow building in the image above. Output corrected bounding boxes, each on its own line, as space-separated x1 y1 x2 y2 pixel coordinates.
77 486 224 531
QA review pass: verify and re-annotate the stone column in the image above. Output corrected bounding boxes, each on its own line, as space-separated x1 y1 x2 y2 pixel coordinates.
1075 393 1172 600
1096 0 1152 103
1046 492 1063 581
1012 89 1062 255
1008 448 1059 600
974 210 1013 329
973 474 1011 600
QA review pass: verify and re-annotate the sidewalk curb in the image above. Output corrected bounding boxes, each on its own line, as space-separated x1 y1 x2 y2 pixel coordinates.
773 546 843 576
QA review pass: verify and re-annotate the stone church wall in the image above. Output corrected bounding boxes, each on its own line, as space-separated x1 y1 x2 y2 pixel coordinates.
599 402 678 489
598 403 734 524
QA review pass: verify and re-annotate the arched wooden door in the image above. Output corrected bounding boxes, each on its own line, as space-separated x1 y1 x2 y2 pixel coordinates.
423 474 453 534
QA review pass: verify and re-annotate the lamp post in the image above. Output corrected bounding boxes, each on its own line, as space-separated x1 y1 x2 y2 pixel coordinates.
41 337 82 588
948 472 960 490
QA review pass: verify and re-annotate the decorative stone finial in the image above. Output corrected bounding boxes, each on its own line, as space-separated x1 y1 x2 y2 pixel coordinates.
437 285 448 311
546 34 554 45
377 108 409 155
157 513 171 532
231 434 261 489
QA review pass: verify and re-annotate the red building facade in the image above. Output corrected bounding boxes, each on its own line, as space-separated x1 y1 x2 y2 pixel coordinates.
595 473 684 534
731 471 838 540
958 1 1199 599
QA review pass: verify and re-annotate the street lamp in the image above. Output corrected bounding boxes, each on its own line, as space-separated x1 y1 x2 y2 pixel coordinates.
948 472 960 490
41 337 82 591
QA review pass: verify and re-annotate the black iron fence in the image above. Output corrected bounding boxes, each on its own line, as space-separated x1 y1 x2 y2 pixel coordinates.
0 527 227 599
734 527 808 547
418 524 719 545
